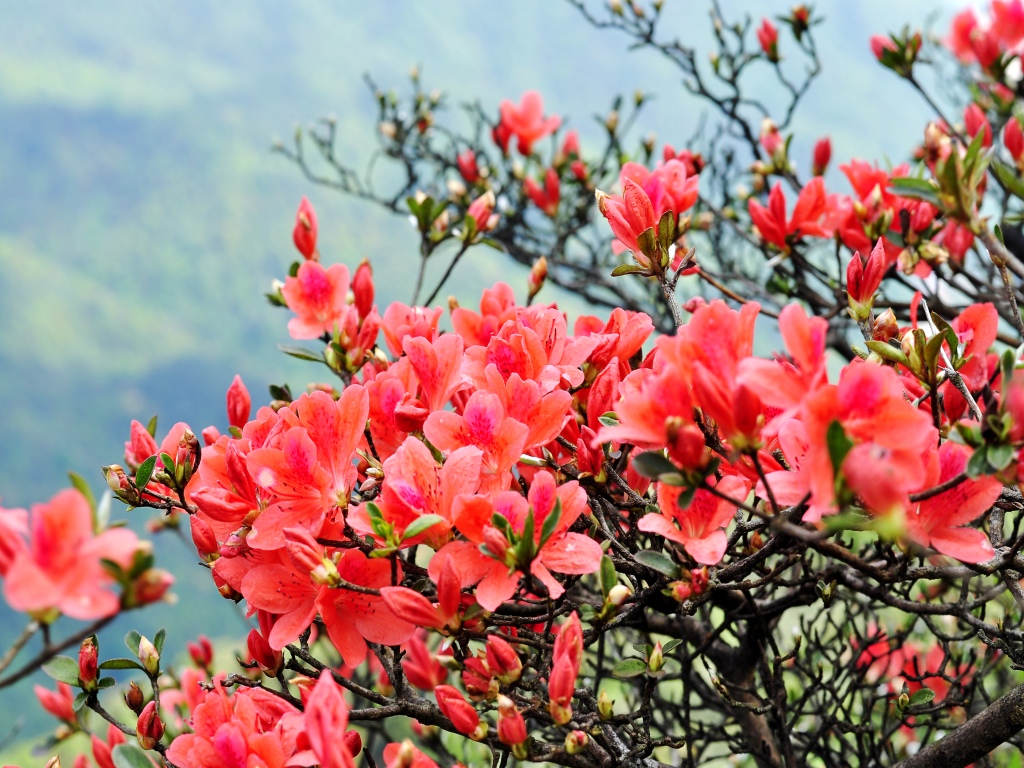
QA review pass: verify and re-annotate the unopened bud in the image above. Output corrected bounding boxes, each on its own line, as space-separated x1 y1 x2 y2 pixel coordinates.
483 526 513 565
873 308 900 343
648 641 665 673
103 464 140 504
607 583 632 607
190 517 219 561
527 256 548 300
131 568 174 607
125 681 145 713
138 636 160 676
187 636 214 669
78 636 98 691
486 635 523 685
136 701 164 750
565 730 589 754
598 689 615 720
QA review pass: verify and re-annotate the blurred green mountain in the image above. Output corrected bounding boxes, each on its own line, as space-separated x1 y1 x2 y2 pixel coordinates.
0 0 952 754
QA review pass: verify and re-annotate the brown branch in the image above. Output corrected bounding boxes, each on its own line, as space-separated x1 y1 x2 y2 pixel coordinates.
892 681 1024 768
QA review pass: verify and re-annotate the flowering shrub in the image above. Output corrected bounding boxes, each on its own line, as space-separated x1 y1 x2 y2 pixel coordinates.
13 2 1024 767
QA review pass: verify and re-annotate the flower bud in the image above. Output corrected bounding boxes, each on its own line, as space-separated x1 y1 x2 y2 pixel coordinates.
812 137 831 176
187 636 213 669
483 526 513 565
44 758 61 768
435 684 487 740
756 18 779 62
466 190 496 237
248 627 284 676
352 259 375 320
461 656 496 700
293 197 318 260
527 256 548 301
174 430 199 485
565 730 589 754
190 517 219 562
226 375 251 430
648 641 665 673
607 583 632 607
343 730 363 757
394 395 431 433
486 635 523 684
964 103 992 148
598 689 615 720
136 701 164 750
125 681 145 714
457 150 481 184
872 308 900 343
131 569 174 607
1005 118 1024 164
103 464 140 505
78 636 98 692
497 695 529 757
138 636 160 676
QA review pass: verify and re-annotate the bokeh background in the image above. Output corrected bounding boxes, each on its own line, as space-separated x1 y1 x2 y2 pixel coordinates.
0 0 955 759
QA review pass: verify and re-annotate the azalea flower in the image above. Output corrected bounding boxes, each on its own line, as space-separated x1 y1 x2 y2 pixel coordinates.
4 489 143 621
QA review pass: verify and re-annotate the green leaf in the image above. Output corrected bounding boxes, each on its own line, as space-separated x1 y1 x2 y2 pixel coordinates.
600 555 617 598
611 263 647 277
73 691 90 712
42 656 81 686
268 384 293 402
825 421 854 475
657 209 676 252
923 330 949 373
633 549 680 578
100 658 145 671
662 638 683 655
153 628 166 655
278 345 325 363
112 744 156 768
674 485 698 510
159 453 175 474
145 415 158 438
889 176 940 206
631 451 678 480
598 413 619 427
993 160 1024 201
611 658 648 678
68 472 97 517
516 509 536 565
657 472 687 487
635 226 658 259
401 514 445 542
988 443 1015 471
908 687 936 707
966 447 990 478
865 340 908 365
134 456 157 491
124 631 142 657
539 499 562 547
97 676 116 689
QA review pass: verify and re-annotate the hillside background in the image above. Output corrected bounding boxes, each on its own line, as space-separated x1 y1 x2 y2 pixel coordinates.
0 0 953 759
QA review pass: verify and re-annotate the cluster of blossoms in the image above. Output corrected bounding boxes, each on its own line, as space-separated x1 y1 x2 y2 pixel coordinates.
16 2 1024 766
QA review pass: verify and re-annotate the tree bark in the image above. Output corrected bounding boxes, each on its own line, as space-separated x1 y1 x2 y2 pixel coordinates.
893 682 1024 768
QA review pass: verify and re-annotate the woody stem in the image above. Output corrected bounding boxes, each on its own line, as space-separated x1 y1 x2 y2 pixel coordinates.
657 273 684 328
